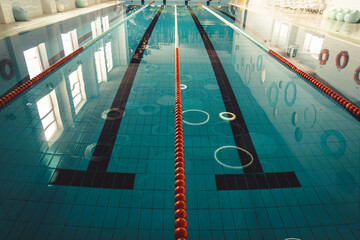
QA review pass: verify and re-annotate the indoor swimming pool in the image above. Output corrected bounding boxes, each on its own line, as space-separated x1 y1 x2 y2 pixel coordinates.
0 2 359 239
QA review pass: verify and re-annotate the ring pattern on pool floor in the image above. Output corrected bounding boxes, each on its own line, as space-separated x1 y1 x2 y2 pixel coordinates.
0 3 359 240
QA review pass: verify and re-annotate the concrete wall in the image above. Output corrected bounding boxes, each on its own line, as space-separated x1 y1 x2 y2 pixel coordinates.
6 0 112 19
11 0 43 18
235 0 360 11
331 0 360 11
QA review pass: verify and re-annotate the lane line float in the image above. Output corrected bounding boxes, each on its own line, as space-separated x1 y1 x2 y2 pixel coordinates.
174 2 188 240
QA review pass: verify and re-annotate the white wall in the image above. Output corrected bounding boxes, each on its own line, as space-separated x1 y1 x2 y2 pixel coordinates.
8 0 113 18
330 0 360 11
11 0 43 18
240 0 360 11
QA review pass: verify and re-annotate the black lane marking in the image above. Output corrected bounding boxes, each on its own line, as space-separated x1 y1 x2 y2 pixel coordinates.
50 169 135 189
215 172 301 190
188 6 301 190
88 5 164 171
49 6 164 189
188 6 262 174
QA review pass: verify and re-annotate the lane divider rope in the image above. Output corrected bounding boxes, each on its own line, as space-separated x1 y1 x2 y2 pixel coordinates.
0 1 154 109
196 2 360 121
0 47 83 108
174 2 188 240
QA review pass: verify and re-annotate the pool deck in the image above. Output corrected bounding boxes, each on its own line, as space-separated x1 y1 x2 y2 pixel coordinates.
0 1 119 40
230 3 360 46
1 2 360 44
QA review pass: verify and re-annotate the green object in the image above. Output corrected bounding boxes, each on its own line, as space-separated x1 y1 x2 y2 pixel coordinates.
75 0 86 8
336 12 345 21
344 10 360 23
329 9 338 20
13 6 28 21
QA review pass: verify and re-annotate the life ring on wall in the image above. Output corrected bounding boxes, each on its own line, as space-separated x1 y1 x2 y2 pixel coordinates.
335 51 349 69
354 67 360 85
318 49 329 65
0 59 15 80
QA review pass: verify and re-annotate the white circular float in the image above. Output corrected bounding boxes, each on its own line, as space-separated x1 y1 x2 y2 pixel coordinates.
219 112 236 121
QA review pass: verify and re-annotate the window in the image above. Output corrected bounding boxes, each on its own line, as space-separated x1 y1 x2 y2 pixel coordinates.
105 41 113 72
61 29 79 56
91 17 102 38
279 24 288 45
68 66 86 113
36 90 63 142
272 21 288 46
303 33 324 58
94 45 107 83
23 43 49 79
102 16 110 31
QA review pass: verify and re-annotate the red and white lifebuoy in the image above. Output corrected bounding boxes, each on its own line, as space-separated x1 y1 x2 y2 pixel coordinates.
336 51 349 69
354 67 360 85
319 49 329 65
0 59 15 80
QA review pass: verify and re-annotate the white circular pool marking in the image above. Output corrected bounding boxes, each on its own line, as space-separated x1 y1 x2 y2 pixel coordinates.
101 108 125 120
180 84 187 90
219 112 236 121
214 145 254 169
182 109 210 126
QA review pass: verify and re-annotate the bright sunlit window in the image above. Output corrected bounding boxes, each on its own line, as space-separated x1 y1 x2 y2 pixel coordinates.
68 66 86 113
95 46 107 83
272 21 288 46
91 18 102 38
23 47 43 79
279 24 288 45
105 42 113 72
102 16 110 31
36 91 63 141
61 29 78 56
23 44 49 79
303 33 324 58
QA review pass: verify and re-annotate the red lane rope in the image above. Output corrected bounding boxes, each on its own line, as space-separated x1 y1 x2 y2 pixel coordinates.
0 47 83 109
268 50 360 120
174 46 188 239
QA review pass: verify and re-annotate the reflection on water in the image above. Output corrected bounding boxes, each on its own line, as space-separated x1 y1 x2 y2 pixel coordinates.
221 5 360 107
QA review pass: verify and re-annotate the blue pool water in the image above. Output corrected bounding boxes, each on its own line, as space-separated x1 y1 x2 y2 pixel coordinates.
0 3 359 240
